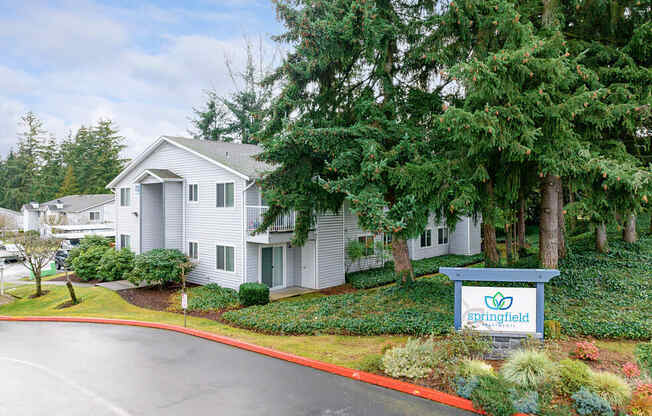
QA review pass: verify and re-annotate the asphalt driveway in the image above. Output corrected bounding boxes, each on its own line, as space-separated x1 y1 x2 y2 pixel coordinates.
0 322 473 416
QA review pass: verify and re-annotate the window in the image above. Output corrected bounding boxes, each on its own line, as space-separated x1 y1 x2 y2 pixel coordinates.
216 245 235 272
420 229 432 248
438 227 449 245
358 236 375 257
89 211 100 221
216 183 234 208
383 233 393 247
188 241 198 260
120 188 131 207
120 234 131 249
188 184 198 202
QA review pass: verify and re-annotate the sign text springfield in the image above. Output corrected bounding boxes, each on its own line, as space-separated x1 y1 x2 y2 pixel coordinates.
461 286 536 333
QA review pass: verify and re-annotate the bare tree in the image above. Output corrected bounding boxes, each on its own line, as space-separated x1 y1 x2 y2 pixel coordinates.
11 233 61 297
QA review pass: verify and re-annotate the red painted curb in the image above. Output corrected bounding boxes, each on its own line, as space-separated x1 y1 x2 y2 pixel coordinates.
0 315 478 413
1 316 526 415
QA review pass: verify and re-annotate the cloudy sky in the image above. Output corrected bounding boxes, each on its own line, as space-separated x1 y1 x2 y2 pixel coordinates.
0 0 282 158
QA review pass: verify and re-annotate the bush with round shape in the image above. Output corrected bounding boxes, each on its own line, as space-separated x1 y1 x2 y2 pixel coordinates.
628 384 652 416
589 370 632 408
500 350 558 390
98 248 135 282
558 359 593 396
510 390 539 415
572 387 614 416
71 245 109 281
127 249 188 286
469 375 516 416
458 359 495 379
623 362 641 379
68 235 111 267
382 337 436 379
455 376 479 399
575 341 600 361
238 282 269 306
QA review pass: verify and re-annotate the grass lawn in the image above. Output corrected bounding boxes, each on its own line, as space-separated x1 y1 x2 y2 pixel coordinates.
0 284 406 369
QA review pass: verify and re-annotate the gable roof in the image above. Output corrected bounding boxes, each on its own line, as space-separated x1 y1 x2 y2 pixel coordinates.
107 136 273 188
0 207 21 217
41 194 115 213
135 169 183 183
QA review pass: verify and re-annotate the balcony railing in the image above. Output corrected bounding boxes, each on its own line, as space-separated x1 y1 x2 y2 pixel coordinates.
247 206 295 233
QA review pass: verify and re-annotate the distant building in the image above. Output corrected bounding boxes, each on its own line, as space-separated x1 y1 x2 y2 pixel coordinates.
21 194 115 240
0 207 22 232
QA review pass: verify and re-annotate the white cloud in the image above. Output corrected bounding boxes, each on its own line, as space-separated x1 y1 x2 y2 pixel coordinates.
0 0 282 159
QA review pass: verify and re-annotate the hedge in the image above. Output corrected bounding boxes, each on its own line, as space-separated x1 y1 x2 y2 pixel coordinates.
238 283 269 306
346 253 483 289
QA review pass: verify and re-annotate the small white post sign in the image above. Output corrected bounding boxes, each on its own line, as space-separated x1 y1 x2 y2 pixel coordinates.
181 293 188 310
461 286 537 334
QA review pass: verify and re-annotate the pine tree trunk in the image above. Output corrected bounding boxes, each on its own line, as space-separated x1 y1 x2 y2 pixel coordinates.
391 237 414 283
539 174 559 268
483 223 500 267
595 222 608 253
518 188 527 257
623 213 637 243
505 224 513 264
482 179 500 267
557 178 567 259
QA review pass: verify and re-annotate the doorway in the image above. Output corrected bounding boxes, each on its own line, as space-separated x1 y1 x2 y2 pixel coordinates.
261 246 284 288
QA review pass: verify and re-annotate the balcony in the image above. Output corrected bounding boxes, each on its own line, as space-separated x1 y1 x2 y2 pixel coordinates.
247 206 295 243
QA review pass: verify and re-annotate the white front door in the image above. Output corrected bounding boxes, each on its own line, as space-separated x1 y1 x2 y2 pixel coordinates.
301 240 316 289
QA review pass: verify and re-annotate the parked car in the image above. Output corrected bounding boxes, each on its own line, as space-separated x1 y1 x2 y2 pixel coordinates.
0 242 23 262
54 250 69 270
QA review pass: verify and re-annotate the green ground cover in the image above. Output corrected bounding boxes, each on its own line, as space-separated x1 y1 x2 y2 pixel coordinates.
346 253 483 289
224 231 652 338
170 284 239 312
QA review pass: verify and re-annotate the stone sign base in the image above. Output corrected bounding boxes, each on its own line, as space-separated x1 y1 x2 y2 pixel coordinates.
480 331 543 360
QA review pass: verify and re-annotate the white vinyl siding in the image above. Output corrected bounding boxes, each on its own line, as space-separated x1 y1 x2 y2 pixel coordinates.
316 211 345 289
216 182 234 208
216 245 235 272
110 141 245 288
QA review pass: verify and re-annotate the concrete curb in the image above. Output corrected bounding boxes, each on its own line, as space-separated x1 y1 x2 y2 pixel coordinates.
0 315 525 415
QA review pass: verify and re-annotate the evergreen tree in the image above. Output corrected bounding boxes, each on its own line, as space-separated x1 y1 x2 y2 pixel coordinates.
35 134 64 202
57 165 80 197
256 0 470 281
190 38 275 143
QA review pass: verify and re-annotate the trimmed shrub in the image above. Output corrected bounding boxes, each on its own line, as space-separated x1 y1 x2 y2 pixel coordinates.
470 375 516 416
184 284 239 311
589 371 632 408
458 359 495 378
511 390 539 415
575 341 600 361
358 354 383 373
127 249 188 286
628 384 652 416
238 283 269 307
501 350 558 389
636 342 652 377
572 388 614 416
558 359 592 396
382 337 436 379
71 245 109 281
455 376 479 399
98 248 135 282
68 235 111 267
434 329 491 365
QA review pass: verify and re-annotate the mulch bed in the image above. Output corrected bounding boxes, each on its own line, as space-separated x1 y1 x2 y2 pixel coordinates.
317 283 358 295
49 273 103 285
116 283 234 321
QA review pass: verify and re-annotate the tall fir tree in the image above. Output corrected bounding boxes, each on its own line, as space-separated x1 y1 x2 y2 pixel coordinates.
57 165 80 198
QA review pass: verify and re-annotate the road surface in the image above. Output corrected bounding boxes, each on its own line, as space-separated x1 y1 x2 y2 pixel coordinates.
0 322 472 416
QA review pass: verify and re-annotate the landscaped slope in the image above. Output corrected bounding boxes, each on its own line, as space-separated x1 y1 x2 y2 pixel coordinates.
223 234 652 338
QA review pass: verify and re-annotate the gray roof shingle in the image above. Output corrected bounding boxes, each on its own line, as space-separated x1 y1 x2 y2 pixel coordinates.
162 136 273 179
42 194 115 213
